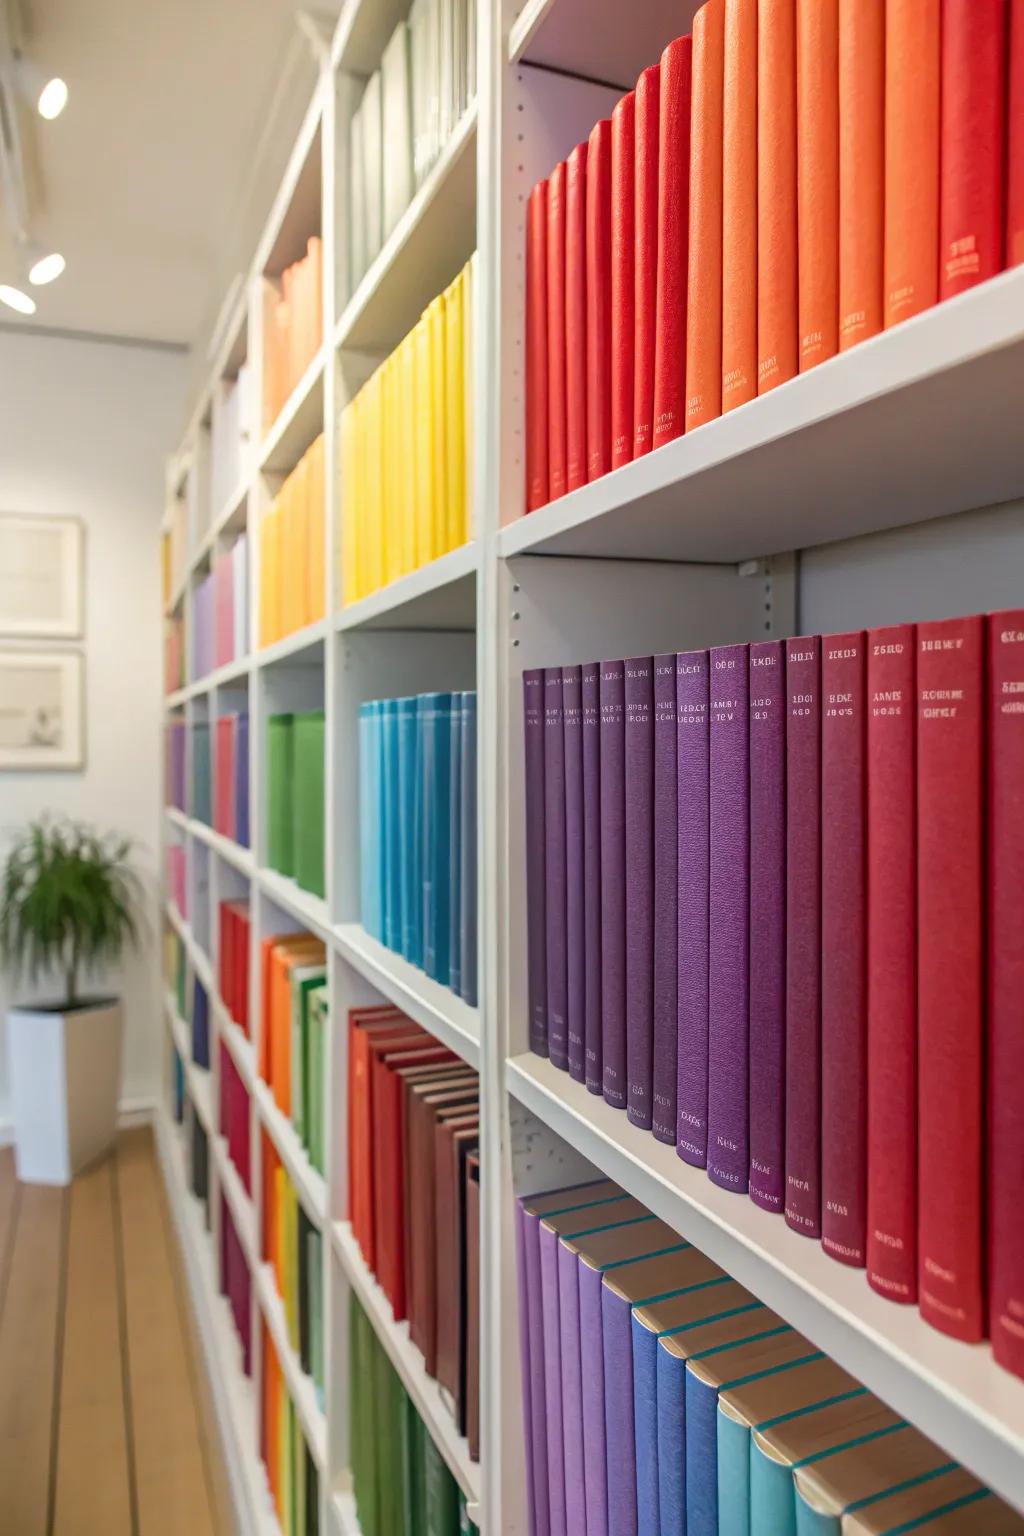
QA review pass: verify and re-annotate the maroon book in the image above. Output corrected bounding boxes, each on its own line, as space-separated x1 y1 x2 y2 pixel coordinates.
563 666 586 1082
544 668 569 1070
600 659 627 1108
652 654 678 1143
582 662 603 1093
523 671 547 1056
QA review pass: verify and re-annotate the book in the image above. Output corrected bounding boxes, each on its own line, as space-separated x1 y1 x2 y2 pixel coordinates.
625 656 655 1128
547 161 568 502
748 641 786 1213
526 179 549 511
544 669 569 1070
293 710 325 899
460 691 478 1007
686 0 725 429
1011 0 1024 266
524 670 548 1056
566 142 589 493
422 692 453 986
841 1466 1018 1534
382 21 415 240
449 696 463 997
677 650 711 1167
563 667 586 1082
866 625 917 1304
796 0 839 370
611 91 636 471
652 655 678 1143
362 71 384 268
586 118 613 481
785 637 822 1238
884 0 940 326
654 35 694 445
939 0 1008 299
917 615 984 1341
722 0 758 409
582 662 603 1093
758 0 799 392
600 659 627 1107
633 64 661 457
838 0 884 347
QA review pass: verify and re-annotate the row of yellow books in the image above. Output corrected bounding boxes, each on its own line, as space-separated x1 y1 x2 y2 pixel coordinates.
262 1325 319 1533
340 253 476 605
258 433 326 648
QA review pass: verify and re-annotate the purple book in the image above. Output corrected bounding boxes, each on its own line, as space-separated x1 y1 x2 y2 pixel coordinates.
653 655 678 1143
514 1201 539 1536
707 644 751 1192
600 660 627 1109
785 636 823 1239
524 671 548 1056
748 641 786 1212
563 667 586 1083
676 651 710 1166
582 663 603 1094
545 670 569 1069
540 1224 567 1536
625 657 655 1129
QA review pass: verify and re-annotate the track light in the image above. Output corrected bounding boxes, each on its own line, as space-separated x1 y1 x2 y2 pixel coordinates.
15 59 68 120
0 283 36 314
26 249 64 285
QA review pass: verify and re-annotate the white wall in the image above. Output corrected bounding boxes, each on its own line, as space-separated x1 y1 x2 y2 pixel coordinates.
0 329 187 1127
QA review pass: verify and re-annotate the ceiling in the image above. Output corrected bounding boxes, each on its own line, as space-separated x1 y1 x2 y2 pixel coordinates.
0 0 333 347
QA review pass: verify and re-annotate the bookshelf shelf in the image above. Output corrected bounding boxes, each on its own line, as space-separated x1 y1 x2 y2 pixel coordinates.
254 1077 329 1227
332 0 408 74
508 0 689 85
331 1220 481 1509
259 867 332 939
335 541 478 632
256 1261 328 1473
257 619 328 670
328 1489 363 1536
333 923 480 1069
259 345 327 476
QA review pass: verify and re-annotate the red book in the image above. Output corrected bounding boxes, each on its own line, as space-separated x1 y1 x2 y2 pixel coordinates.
611 92 636 471
566 142 589 491
348 1016 419 1263
884 0 940 326
797 0 839 370
220 902 234 1019
838 0 884 348
866 626 917 1304
988 611 1024 1379
547 161 568 500
653 35 694 447
939 0 1008 300
686 0 725 429
821 632 867 1268
586 118 613 481
235 904 250 1034
722 0 758 410
633 64 661 457
1011 0 1024 265
758 0 799 392
526 179 549 511
916 615 984 1341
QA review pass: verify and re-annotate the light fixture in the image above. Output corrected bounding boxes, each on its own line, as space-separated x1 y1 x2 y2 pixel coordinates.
0 283 36 314
26 249 64 285
13 58 68 120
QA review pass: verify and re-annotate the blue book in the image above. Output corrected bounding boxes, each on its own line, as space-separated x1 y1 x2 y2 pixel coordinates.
382 699 401 953
750 1400 905 1536
192 976 209 1068
358 703 374 934
235 712 250 848
421 692 452 982
448 694 463 996
460 692 477 1005
793 1432 975 1536
396 698 418 962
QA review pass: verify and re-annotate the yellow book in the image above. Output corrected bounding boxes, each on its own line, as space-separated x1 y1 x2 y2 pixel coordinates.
260 505 282 647
444 270 466 552
306 433 326 622
365 368 385 595
274 1165 286 1292
385 354 404 585
286 1182 300 1350
463 252 476 540
279 1394 292 1533
413 317 435 569
398 333 417 575
280 464 306 639
339 400 358 604
428 294 448 557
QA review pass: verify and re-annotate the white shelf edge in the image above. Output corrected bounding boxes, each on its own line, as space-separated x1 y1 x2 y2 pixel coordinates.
257 619 329 670
508 0 550 65
506 1052 1024 1513
331 1219 481 1507
255 1260 328 1474
329 1489 363 1536
335 542 478 632
189 818 256 876
166 806 189 832
165 653 252 709
259 866 332 938
253 1077 329 1229
258 346 326 473
333 923 480 1070
216 999 258 1093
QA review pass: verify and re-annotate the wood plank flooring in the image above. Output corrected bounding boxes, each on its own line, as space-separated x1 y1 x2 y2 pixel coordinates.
0 1128 234 1536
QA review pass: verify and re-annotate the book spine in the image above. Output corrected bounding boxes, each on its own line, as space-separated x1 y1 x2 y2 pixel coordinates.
526 180 549 511
558 1242 587 1536
677 650 711 1166
448 697 463 995
722 0 758 411
797 0 839 370
758 0 799 392
601 1288 637 1536
708 643 751 1192
917 615 984 1341
821 632 868 1267
563 666 587 1083
866 625 917 1303
633 64 661 457
989 611 1024 1378
748 640 786 1213
631 1319 660 1534
523 1213 552 1536
544 671 569 1070
653 654 679 1143
685 1372 723 1532
686 0 726 430
785 636 823 1238
546 162 568 501
1011 0 1024 266
884 0 940 326
656 1344 686 1536
460 692 478 1006
426 696 452 983
653 36 694 447
625 656 655 1129
566 142 590 492
539 1227 566 1536
582 662 603 1093
586 119 613 481
523 672 548 1056
600 660 628 1108
578 1264 609 1536
611 91 636 471
939 0 1008 300
838 0 884 348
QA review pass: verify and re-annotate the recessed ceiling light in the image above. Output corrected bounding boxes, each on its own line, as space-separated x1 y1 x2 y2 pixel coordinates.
14 61 69 120
27 251 65 285
0 284 37 315
37 76 68 120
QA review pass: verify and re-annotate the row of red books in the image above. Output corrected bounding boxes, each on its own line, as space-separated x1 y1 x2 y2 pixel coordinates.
523 608 1023 1379
525 0 1024 512
347 1005 481 1458
219 899 251 1036
219 1038 252 1195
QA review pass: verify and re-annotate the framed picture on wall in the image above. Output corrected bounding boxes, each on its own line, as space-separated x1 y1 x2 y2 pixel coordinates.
0 514 84 638
0 650 85 770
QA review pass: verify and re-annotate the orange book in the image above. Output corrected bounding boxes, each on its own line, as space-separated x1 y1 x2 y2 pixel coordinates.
838 0 884 347
757 0 799 392
884 0 940 326
797 0 839 369
307 235 324 356
722 0 758 410
258 932 322 1080
268 936 324 1112
306 434 326 622
686 0 726 430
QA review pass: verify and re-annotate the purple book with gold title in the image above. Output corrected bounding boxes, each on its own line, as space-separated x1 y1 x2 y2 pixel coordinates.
600 660 627 1108
563 666 586 1082
545 668 569 1070
748 641 786 1212
582 662 603 1093
653 655 678 1143
676 651 710 1165
524 670 548 1056
625 656 655 1129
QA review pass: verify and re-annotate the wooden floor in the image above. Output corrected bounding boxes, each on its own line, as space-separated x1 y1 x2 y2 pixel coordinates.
0 1127 235 1536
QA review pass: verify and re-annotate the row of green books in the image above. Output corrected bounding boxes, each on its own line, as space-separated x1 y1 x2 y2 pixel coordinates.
267 710 326 899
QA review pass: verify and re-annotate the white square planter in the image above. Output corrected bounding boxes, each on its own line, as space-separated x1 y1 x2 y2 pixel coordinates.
7 999 124 1185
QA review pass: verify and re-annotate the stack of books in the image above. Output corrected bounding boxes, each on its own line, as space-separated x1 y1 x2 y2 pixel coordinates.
219 899 251 1034
210 366 251 515
359 690 477 1004
258 433 326 648
212 535 249 669
347 1 477 292
165 718 186 810
347 1004 480 1454
219 1195 252 1376
219 1039 251 1193
262 237 323 434
340 256 475 604
525 0 1024 511
259 930 328 1176
266 710 326 899
164 614 183 693
213 712 250 848
262 1135 325 1405
524 607 1024 1376
261 1324 320 1536
515 1178 1024 1536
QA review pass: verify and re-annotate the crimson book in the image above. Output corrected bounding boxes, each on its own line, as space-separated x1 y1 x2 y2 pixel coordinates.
586 119 613 482
1011 0 1024 266
653 35 694 447
676 649 711 1167
566 142 590 491
939 0 1008 299
611 92 636 471
625 656 655 1129
547 160 568 500
633 64 661 457
748 641 786 1213
526 180 549 511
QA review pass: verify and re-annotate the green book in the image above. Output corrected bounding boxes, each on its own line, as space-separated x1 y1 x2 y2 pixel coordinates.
308 984 329 1172
308 1228 324 1404
289 966 325 1139
351 1298 378 1536
374 1340 405 1536
423 1429 459 1536
280 1395 294 1536
457 1492 478 1534
267 713 295 875
293 1407 306 1536
293 710 325 897
406 1400 427 1536
305 1447 318 1536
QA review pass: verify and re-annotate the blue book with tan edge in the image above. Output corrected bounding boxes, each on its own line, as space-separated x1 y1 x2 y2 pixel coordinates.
793 1419 972 1536
448 692 464 995
382 698 401 952
460 692 478 1005
811 1459 1016 1535
421 692 452 982
396 696 418 962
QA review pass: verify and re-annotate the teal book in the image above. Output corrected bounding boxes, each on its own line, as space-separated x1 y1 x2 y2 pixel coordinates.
459 691 478 1005
406 1397 427 1536
383 698 401 952
267 712 295 875
293 710 325 898
423 1428 459 1535
421 692 452 983
750 1395 902 1536
397 695 419 963
448 693 463 995
359 702 375 936
192 721 212 825
793 1420 965 1536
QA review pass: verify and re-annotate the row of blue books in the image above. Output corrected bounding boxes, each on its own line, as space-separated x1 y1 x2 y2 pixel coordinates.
358 691 477 1006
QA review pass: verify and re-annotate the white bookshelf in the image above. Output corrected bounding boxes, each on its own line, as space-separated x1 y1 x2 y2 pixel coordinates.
157 0 1024 1531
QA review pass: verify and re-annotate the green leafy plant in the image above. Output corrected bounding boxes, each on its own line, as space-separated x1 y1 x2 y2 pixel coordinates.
0 818 143 1007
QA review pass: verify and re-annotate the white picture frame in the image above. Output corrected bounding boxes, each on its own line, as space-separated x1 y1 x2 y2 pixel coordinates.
0 514 84 638
0 649 85 771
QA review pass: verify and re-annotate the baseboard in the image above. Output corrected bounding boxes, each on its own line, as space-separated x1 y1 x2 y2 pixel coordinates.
0 1094 157 1148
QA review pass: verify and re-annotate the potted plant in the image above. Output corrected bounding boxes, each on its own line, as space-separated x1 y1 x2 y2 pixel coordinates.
0 817 142 1184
